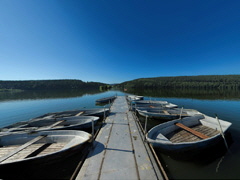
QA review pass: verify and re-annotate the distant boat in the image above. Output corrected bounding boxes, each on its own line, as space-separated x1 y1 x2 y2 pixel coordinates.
30 107 110 121
0 130 91 179
1 116 99 133
126 95 144 101
95 96 116 104
146 114 232 154
135 106 169 112
133 100 169 104
131 103 178 111
132 100 178 108
137 108 201 120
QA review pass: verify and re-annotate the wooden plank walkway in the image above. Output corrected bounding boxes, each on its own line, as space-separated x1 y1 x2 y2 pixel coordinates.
75 96 165 180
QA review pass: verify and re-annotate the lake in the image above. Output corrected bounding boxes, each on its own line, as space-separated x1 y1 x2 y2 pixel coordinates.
0 88 240 179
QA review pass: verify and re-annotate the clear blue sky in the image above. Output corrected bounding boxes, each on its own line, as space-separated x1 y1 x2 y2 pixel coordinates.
1 0 240 84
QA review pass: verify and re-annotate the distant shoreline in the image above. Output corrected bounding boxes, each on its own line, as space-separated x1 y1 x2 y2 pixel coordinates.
0 89 24 93
0 79 107 91
116 74 240 90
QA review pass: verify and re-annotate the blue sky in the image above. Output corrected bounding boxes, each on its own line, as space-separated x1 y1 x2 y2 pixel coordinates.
1 0 240 84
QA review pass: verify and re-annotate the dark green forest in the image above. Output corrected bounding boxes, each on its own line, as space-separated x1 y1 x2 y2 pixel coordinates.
0 80 107 91
1 75 240 92
116 75 240 90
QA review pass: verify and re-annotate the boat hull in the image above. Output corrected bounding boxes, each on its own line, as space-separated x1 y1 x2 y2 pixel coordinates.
147 114 232 155
151 133 224 153
0 130 91 179
1 116 100 133
30 108 110 120
137 110 181 120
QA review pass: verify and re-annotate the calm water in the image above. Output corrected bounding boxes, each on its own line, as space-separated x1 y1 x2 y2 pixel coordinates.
0 90 123 128
128 89 240 179
0 89 240 179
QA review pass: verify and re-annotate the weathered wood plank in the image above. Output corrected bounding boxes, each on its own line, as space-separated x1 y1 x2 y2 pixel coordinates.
49 120 65 128
0 135 46 163
192 125 219 137
163 110 170 115
26 143 52 158
171 113 188 116
169 130 201 143
167 124 220 143
3 144 44 163
0 146 19 157
76 96 164 180
75 111 84 116
37 143 65 156
175 123 209 139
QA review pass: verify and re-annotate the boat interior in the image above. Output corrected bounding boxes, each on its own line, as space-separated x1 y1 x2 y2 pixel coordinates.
0 133 79 164
166 124 220 143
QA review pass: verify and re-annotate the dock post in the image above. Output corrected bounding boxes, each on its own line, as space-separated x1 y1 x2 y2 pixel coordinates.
103 106 106 122
91 118 94 139
144 115 148 141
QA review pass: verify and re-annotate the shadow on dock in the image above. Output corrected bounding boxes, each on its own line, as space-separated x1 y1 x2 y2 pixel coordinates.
87 141 105 159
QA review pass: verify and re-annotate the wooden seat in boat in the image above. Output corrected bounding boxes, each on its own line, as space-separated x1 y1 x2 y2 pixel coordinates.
163 110 170 115
75 111 84 116
49 120 65 128
175 123 209 139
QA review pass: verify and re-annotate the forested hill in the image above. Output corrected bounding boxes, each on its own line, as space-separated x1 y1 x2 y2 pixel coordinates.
0 80 107 90
116 75 240 90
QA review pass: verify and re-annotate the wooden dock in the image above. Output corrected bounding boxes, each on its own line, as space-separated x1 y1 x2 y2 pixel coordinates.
75 96 167 180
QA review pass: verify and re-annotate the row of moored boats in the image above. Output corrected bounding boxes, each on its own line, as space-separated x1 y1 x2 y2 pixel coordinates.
0 101 111 178
127 95 232 155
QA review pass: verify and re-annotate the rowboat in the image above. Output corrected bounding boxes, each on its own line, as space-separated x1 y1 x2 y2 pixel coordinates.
126 95 144 101
135 106 171 112
1 116 99 133
132 100 178 109
133 100 169 104
137 108 201 120
30 107 110 121
146 114 232 154
0 130 91 179
131 103 177 111
95 96 116 104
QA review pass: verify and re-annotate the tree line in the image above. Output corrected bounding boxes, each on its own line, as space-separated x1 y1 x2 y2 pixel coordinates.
0 79 107 90
116 75 240 90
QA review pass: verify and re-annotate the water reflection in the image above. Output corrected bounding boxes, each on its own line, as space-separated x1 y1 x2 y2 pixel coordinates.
126 88 240 100
0 89 102 101
130 91 240 179
1 89 239 179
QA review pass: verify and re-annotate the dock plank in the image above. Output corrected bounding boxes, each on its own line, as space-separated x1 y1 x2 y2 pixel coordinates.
75 96 164 180
76 114 115 180
127 111 163 179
